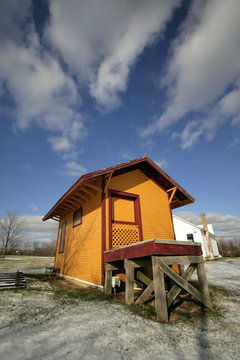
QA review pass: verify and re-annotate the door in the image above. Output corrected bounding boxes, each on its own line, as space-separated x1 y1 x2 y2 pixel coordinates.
109 191 143 248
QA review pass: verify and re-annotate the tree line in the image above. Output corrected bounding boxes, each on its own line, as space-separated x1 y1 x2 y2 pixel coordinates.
217 238 240 257
1 211 240 258
0 212 56 257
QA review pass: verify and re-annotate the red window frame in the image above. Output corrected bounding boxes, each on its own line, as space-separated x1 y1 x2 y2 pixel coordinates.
108 190 143 249
73 207 83 228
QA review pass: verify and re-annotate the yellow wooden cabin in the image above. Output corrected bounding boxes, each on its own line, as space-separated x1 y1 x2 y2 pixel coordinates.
43 157 194 287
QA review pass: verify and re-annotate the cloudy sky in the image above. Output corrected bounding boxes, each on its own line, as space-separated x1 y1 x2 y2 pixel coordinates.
0 0 240 241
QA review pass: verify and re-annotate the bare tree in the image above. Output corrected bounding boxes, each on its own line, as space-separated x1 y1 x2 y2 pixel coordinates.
0 212 25 257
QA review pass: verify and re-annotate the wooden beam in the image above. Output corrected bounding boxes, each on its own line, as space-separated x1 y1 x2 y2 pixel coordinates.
55 208 68 217
135 281 154 305
136 271 152 286
78 188 91 200
105 263 121 271
167 264 196 307
168 187 177 204
159 255 203 265
156 258 212 309
152 256 168 322
167 187 176 192
60 203 76 212
73 192 87 203
66 198 79 206
84 182 102 192
65 201 79 209
104 264 113 295
104 171 114 193
124 260 135 305
75 188 91 201
197 262 213 309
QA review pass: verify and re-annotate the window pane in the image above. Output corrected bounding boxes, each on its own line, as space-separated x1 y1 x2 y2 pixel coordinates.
73 208 82 227
59 222 66 252
187 233 194 241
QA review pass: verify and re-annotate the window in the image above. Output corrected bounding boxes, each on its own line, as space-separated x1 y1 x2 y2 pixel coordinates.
73 208 82 227
187 233 194 241
59 221 66 253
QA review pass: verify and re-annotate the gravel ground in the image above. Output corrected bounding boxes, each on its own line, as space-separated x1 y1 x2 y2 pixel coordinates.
0 257 239 360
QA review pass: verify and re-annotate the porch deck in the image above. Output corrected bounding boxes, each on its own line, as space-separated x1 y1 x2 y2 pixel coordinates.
104 238 202 263
104 239 212 322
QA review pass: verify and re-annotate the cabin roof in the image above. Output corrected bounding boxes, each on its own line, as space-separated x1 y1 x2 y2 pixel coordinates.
43 156 194 221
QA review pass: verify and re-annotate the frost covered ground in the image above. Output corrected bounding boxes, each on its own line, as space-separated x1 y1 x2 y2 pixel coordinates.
0 257 239 360
0 256 54 273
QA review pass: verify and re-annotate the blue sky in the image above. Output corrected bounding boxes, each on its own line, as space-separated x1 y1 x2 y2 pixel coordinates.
0 0 240 241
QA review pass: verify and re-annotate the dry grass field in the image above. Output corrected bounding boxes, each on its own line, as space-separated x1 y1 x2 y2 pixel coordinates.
0 256 239 360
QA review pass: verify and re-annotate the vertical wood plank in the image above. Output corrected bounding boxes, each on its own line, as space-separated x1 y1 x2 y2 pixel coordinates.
197 262 213 309
125 260 135 305
152 256 168 322
104 265 112 295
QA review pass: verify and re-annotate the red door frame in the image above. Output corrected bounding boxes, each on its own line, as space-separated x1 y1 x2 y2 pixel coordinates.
108 189 143 249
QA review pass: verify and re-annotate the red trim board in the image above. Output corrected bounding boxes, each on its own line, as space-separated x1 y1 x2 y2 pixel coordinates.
104 239 202 263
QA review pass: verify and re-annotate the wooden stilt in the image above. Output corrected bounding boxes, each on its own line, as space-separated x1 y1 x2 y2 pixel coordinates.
104 264 112 295
124 260 135 305
152 256 168 322
197 262 213 310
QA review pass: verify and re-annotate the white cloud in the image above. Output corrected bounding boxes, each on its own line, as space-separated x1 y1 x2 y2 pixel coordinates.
62 151 79 161
141 0 240 147
63 161 87 178
174 211 240 239
46 0 180 111
21 215 58 243
0 0 85 155
121 150 137 161
29 203 38 212
48 136 72 152
229 136 240 148
219 88 240 116
171 120 203 149
232 115 240 128
154 159 168 169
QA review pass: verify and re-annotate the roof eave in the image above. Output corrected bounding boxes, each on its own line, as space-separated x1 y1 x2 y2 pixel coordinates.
43 156 194 221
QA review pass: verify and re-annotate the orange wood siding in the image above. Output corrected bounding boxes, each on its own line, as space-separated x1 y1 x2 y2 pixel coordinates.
107 169 174 246
54 180 102 285
112 197 135 222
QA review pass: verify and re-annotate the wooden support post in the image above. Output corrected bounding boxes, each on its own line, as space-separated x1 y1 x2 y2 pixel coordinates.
152 256 168 322
124 260 135 305
197 262 213 310
104 264 113 296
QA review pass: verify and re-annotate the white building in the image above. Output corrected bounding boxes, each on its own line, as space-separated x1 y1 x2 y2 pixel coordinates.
173 214 220 258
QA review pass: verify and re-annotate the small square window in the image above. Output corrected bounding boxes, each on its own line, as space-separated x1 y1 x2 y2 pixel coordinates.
187 233 194 241
73 208 82 227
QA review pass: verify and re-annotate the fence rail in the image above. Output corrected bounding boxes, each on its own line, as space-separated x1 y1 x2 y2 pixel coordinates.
0 271 26 290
